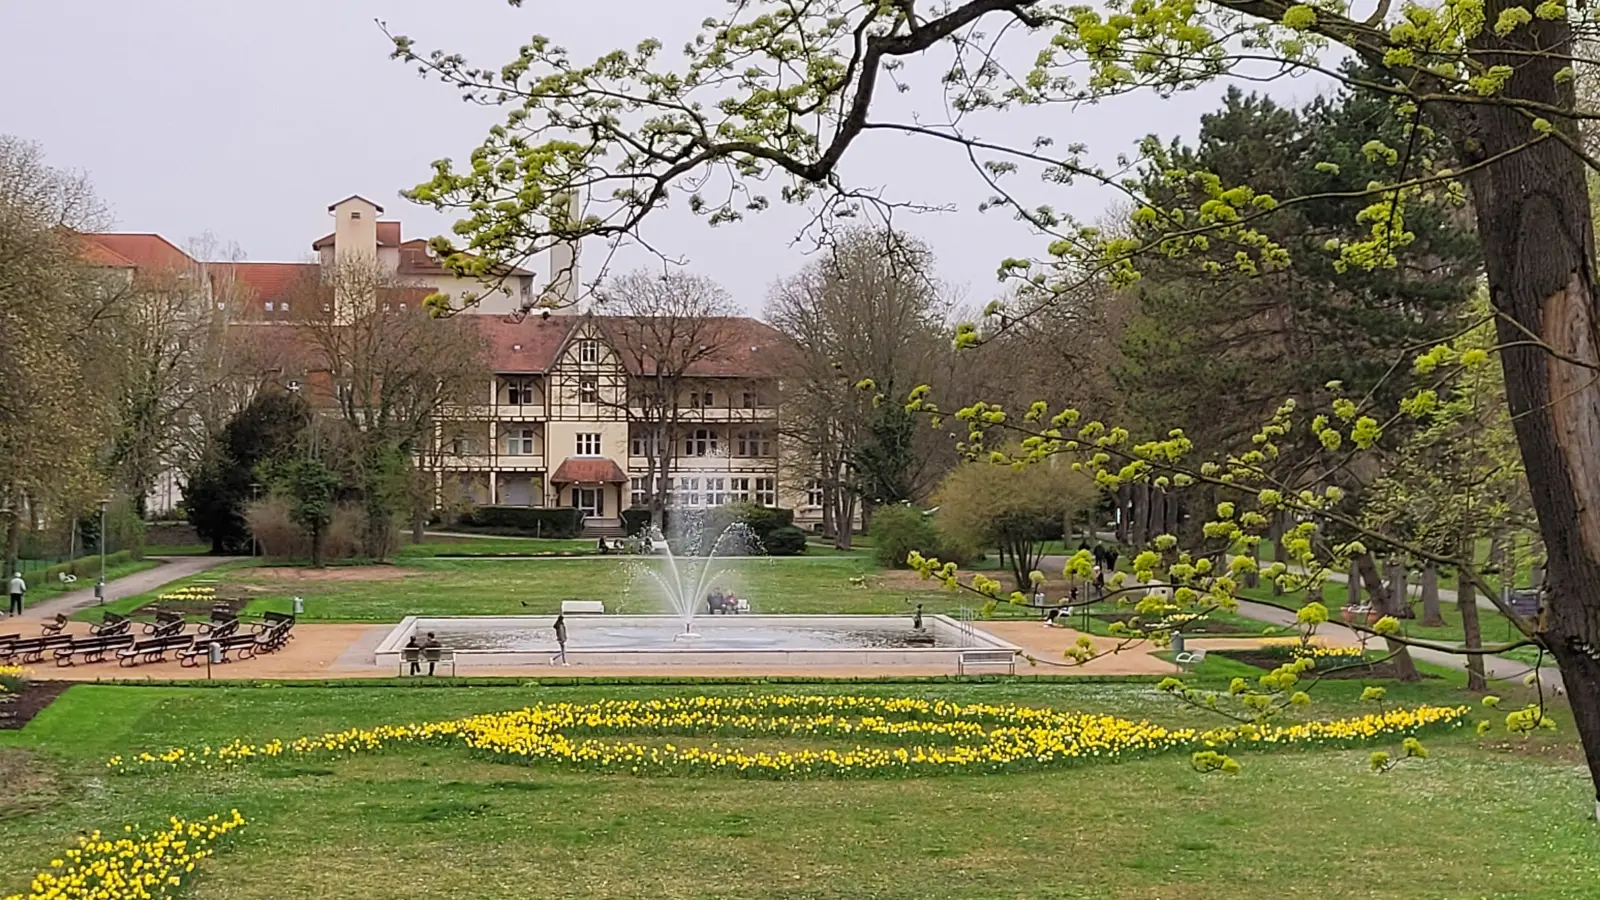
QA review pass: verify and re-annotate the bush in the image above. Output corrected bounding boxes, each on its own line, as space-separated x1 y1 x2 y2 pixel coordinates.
621 508 653 536
762 525 809 556
246 498 364 561
870 505 939 569
458 507 584 538
622 504 797 549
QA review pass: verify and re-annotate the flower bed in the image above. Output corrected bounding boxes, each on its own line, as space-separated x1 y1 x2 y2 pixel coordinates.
2 811 244 900
108 695 1471 779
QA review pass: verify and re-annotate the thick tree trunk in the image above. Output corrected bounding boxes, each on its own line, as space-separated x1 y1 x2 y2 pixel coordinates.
833 493 856 551
1115 485 1131 543
1244 541 1260 589
1459 573 1488 692
310 523 325 569
411 510 426 545
1421 564 1444 627
1458 16 1600 812
1347 561 1360 607
1147 487 1165 543
1131 483 1150 547
2 496 19 582
1354 552 1421 681
1163 489 1179 536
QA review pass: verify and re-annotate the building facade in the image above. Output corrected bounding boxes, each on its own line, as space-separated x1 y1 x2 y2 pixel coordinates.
82 196 821 532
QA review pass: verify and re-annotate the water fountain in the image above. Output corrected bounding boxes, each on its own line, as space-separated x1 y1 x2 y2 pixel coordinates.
626 513 761 640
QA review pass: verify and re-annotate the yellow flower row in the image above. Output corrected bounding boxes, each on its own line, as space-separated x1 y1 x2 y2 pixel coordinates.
0 665 27 694
2 811 244 900
107 695 1472 779
156 587 215 603
1292 645 1367 659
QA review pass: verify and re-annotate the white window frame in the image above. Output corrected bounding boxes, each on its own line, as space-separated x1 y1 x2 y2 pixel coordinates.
684 428 719 457
806 479 824 508
730 477 751 504
506 379 536 405
677 476 701 508
579 340 600 363
706 477 726 507
735 430 771 458
579 376 599 403
630 477 648 508
754 477 777 507
506 429 536 456
575 432 602 457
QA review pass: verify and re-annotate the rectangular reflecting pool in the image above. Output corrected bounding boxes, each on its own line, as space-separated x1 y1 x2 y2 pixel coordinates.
374 614 1019 670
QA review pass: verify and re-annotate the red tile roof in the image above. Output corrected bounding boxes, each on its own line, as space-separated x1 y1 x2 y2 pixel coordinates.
310 220 404 251
79 233 196 271
550 457 629 484
397 239 533 277
78 236 136 268
594 316 794 377
219 262 320 304
475 315 575 373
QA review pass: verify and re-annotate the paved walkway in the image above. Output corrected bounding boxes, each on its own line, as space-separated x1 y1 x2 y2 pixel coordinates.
5 556 242 623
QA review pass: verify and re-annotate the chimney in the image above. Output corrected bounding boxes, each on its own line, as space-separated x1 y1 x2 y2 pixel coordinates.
546 192 581 309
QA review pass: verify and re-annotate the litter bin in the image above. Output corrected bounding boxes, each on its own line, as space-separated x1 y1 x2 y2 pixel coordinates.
208 642 223 666
292 596 304 615
1171 632 1185 655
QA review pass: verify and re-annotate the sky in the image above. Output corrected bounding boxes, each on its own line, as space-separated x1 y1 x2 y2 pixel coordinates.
2 0 1338 315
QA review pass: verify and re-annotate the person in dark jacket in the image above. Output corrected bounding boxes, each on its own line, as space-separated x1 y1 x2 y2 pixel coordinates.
550 614 569 666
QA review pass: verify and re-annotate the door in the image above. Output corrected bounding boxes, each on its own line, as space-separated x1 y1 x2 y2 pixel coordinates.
574 487 602 518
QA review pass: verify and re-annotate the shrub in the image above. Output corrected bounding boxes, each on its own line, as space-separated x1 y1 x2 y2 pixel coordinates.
458 506 584 538
871 505 939 569
762 525 808 556
247 497 365 561
621 508 653 536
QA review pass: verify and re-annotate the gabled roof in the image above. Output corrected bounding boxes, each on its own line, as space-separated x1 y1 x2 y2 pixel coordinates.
550 457 629 484
326 195 385 213
79 233 196 271
219 262 319 304
397 239 533 277
310 221 402 251
473 315 791 378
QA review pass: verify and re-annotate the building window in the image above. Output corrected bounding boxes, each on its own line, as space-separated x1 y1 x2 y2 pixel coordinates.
264 301 274 312
630 477 648 508
730 477 751 504
579 377 599 403
579 340 599 363
575 433 602 456
755 477 777 507
350 211 361 220
689 390 716 409
630 432 663 458
806 479 824 508
280 302 289 314
677 477 701 508
735 430 771 458
706 477 726 507
743 391 762 409
451 435 480 456
505 429 536 456
683 428 718 457
506 380 536 405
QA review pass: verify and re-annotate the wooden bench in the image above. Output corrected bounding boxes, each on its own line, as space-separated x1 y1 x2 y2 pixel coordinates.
400 646 457 677
117 635 195 667
6 634 75 665
560 600 605 615
142 611 185 634
90 615 131 637
958 649 1016 676
179 633 259 667
54 634 135 666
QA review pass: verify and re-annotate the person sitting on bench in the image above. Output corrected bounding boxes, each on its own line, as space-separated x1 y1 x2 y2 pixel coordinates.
405 634 422 676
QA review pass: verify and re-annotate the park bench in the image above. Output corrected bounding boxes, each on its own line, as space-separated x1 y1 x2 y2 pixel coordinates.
142 611 185 634
6 634 75 665
560 600 605 615
251 611 295 634
54 633 135 667
40 614 68 636
197 615 238 638
958 649 1016 676
0 633 18 649
117 634 195 667
251 619 295 654
400 646 456 677
1175 648 1208 670
90 614 130 637
179 633 259 667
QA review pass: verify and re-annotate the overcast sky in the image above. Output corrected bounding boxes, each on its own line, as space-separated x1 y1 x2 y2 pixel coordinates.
3 0 1336 314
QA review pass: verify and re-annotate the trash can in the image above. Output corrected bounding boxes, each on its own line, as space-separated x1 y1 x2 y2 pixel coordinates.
1171 632 1185 655
292 596 304 615
208 642 223 666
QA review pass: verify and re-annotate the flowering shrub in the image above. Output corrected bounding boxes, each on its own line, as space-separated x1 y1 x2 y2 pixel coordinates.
1 811 244 900
0 665 27 694
108 695 1471 779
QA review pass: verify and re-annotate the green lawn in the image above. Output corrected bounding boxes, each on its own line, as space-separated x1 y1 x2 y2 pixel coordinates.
17 557 162 605
1 681 1593 900
78 556 973 623
392 535 599 559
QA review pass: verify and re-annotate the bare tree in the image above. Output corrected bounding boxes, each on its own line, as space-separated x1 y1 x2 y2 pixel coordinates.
290 260 490 558
766 228 953 548
0 136 116 573
594 269 737 529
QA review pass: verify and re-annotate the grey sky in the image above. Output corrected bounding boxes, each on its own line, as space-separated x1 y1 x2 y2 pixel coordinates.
3 0 1335 314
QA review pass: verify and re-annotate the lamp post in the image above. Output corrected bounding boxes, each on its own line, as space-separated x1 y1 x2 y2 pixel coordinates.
250 483 262 557
96 498 109 605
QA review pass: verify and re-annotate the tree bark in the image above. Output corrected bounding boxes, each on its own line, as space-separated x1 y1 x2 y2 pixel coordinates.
1456 16 1600 811
1131 482 1149 547
1421 564 1444 627
1387 559 1414 619
1354 552 1421 681
1244 541 1260 590
1459 570 1489 693
1147 487 1165 543
1347 561 1360 607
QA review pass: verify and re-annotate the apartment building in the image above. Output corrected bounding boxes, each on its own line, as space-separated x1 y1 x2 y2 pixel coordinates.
82 196 819 530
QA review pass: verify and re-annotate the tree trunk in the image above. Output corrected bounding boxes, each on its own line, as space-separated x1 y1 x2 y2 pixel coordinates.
1459 572 1489 693
1457 18 1600 812
1244 541 1259 590
1347 561 1360 607
1421 564 1444 627
1114 485 1131 543
833 493 856 551
1387 559 1414 619
1354 552 1421 681
310 523 325 569
1147 487 1165 543
1163 489 1179 536
411 510 426 545
2 498 19 580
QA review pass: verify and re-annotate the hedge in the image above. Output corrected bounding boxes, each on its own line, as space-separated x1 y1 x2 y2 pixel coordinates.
619 504 803 554
457 507 584 538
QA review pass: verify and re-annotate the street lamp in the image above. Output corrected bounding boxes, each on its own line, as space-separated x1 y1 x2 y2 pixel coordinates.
96 498 109 605
250 483 262 557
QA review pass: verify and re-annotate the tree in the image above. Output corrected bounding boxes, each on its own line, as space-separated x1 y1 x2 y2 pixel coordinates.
186 391 309 553
593 269 737 528
766 228 954 546
393 1 1600 812
935 456 1096 591
291 260 489 559
268 454 341 568
0 135 116 574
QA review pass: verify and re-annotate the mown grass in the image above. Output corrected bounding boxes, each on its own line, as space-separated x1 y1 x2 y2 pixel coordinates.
0 681 1593 900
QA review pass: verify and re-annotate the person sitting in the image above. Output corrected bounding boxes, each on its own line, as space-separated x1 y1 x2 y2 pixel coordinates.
596 537 611 554
405 635 422 676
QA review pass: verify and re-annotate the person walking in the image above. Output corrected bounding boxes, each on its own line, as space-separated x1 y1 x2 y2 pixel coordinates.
7 572 25 617
550 613 570 666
